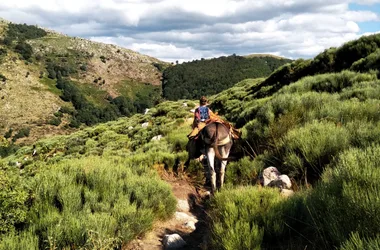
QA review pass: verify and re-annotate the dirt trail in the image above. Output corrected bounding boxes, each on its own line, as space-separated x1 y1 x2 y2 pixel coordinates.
125 172 210 250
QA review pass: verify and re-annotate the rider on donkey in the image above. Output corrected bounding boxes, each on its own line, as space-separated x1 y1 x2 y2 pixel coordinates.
188 96 216 139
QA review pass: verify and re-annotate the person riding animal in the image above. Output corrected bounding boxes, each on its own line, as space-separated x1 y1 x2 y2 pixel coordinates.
186 96 240 193
188 96 215 139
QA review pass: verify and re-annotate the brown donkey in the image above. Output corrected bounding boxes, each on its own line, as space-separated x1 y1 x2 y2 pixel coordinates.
186 122 233 194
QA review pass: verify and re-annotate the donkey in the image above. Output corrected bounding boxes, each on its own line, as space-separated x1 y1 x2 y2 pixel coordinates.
186 122 233 194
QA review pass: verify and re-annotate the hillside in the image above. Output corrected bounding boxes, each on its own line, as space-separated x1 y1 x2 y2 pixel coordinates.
1 27 380 250
0 20 169 144
162 54 291 100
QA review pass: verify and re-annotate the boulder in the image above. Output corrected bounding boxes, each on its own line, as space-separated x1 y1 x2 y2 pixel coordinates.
163 234 186 249
268 174 292 190
141 122 149 128
260 166 281 186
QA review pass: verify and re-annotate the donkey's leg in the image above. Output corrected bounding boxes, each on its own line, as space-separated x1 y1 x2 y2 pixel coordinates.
206 147 216 194
219 142 232 189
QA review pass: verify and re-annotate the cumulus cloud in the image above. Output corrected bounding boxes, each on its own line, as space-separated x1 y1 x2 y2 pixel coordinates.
0 0 379 62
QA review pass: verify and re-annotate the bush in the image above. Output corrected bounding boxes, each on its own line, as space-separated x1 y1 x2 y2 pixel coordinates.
0 167 29 234
209 187 282 250
4 128 12 139
0 73 6 82
0 229 38 250
48 117 61 126
225 157 264 186
12 127 31 142
340 233 380 250
6 157 177 249
79 64 87 71
14 42 33 60
281 121 350 181
307 145 380 247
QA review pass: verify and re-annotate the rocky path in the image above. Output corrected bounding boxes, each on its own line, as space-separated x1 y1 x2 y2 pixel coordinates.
124 173 210 250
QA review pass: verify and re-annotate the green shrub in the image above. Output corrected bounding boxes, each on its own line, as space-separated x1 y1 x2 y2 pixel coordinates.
307 145 380 247
225 157 263 186
0 229 38 250
4 128 12 139
14 42 33 60
209 187 282 250
281 121 350 180
166 124 190 152
340 233 380 250
0 167 29 234
12 127 31 142
21 156 176 249
48 117 61 126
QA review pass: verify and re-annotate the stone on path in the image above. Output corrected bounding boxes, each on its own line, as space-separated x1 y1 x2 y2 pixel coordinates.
174 212 198 223
163 234 186 249
183 221 196 231
176 199 190 212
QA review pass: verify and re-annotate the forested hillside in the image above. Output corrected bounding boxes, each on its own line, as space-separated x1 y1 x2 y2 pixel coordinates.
162 54 291 100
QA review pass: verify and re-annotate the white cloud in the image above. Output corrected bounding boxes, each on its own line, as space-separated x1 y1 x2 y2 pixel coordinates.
0 0 379 62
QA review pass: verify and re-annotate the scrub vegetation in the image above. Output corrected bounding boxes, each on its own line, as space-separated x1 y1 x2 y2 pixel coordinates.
1 23 380 250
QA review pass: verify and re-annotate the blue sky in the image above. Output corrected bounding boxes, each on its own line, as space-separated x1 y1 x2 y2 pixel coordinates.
350 2 380 33
0 0 379 62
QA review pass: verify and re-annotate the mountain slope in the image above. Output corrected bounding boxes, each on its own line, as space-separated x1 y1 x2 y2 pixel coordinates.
0 19 169 143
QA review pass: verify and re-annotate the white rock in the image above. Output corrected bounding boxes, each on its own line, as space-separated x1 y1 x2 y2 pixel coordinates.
128 126 134 130
183 221 196 231
151 135 163 141
183 103 188 107
261 166 281 186
163 234 186 249
190 109 195 113
268 174 292 190
176 199 190 212
278 175 292 189
141 122 149 128
144 108 150 115
174 212 198 223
